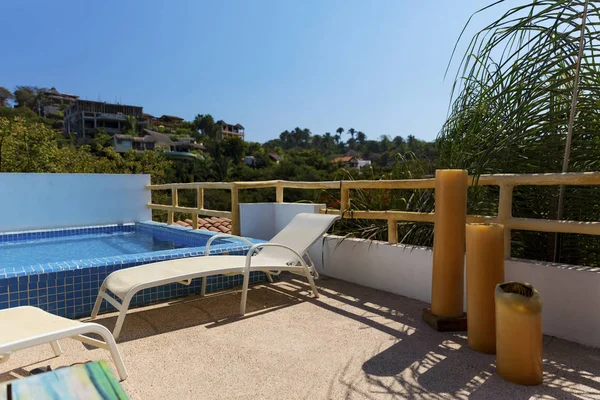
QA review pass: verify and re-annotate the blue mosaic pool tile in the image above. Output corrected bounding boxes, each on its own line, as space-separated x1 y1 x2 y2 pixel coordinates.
0 222 268 319
0 223 136 244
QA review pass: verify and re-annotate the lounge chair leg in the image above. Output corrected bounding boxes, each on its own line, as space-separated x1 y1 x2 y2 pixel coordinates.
91 286 105 319
240 271 251 316
50 341 62 357
305 270 320 299
112 299 131 340
201 277 207 297
95 327 128 381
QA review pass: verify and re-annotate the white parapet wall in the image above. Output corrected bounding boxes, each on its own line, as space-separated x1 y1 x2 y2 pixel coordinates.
310 236 600 348
242 203 599 347
240 202 326 240
0 173 151 232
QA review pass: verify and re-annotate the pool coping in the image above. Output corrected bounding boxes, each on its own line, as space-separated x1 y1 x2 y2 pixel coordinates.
0 221 262 279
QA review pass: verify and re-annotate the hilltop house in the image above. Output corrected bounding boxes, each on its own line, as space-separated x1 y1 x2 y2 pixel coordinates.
216 120 245 140
331 155 372 169
111 129 204 158
143 114 185 127
64 100 146 139
269 152 283 163
36 87 79 118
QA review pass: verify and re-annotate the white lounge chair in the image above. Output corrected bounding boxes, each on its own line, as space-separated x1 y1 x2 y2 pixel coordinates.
0 306 127 381
91 213 340 339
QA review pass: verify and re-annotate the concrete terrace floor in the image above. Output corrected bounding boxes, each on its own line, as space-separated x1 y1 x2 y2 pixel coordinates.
1 275 599 400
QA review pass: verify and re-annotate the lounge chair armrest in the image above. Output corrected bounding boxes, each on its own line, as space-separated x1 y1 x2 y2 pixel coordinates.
205 234 254 255
244 243 306 269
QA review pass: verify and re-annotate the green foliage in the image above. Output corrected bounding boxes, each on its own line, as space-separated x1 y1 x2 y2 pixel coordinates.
219 136 245 163
331 153 435 244
192 114 217 139
124 115 137 135
0 117 171 181
13 86 41 109
0 87 14 107
439 0 600 266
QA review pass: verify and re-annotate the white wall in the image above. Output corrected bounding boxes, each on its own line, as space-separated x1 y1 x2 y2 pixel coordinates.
311 236 600 348
240 203 325 240
0 173 151 232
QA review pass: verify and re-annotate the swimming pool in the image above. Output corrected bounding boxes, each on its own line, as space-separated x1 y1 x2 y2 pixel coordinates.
0 222 266 318
0 229 186 272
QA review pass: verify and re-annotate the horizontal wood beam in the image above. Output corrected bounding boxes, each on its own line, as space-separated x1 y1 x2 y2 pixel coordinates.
147 204 232 218
147 182 234 190
147 172 600 192
476 172 600 186
507 217 600 235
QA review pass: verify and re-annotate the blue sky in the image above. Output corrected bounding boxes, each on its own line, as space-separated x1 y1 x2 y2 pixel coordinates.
1 0 502 143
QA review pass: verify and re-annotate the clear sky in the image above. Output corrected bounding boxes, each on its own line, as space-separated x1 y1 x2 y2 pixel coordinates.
1 0 502 143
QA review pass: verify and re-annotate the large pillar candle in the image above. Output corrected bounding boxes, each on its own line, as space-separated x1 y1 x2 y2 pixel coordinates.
495 282 543 385
466 223 505 354
431 169 468 317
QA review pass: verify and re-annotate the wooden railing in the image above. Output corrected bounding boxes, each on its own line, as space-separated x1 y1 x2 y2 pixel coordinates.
147 172 600 256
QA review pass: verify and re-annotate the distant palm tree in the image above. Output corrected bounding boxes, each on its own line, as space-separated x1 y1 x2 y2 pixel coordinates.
336 127 344 136
333 134 341 145
356 131 367 145
347 128 356 140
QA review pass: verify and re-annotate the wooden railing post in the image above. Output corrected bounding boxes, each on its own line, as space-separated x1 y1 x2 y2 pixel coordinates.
276 184 284 203
498 184 514 257
231 184 240 235
388 219 398 244
191 187 204 229
168 188 178 225
340 185 350 213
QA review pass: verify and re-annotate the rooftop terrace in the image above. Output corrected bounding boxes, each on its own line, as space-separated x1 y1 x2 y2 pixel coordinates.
1 275 599 399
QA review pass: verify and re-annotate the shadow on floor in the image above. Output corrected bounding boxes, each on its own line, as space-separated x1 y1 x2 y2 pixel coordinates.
86 283 303 343
295 278 600 400
11 273 597 399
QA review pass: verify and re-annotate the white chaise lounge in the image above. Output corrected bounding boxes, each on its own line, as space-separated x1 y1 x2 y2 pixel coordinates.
0 306 127 381
91 213 340 339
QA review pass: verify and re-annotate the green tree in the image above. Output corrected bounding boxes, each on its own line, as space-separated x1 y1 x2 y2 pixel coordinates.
220 136 246 162
124 115 137 135
192 114 216 139
0 87 14 107
356 131 367 146
347 127 356 141
13 86 41 110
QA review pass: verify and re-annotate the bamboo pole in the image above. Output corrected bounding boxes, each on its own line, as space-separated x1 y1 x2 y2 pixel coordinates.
498 185 514 257
167 188 178 225
340 186 350 213
191 188 203 229
276 185 284 203
231 184 240 235
147 204 232 218
388 219 398 244
197 188 204 209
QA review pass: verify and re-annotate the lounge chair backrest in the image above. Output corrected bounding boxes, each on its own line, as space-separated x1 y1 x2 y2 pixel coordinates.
255 213 340 261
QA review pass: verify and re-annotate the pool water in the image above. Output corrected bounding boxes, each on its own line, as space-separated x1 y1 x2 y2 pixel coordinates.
0 231 186 271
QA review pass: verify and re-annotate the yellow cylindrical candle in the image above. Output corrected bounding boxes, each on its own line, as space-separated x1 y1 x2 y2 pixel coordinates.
495 282 543 385
431 169 468 318
466 223 505 354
